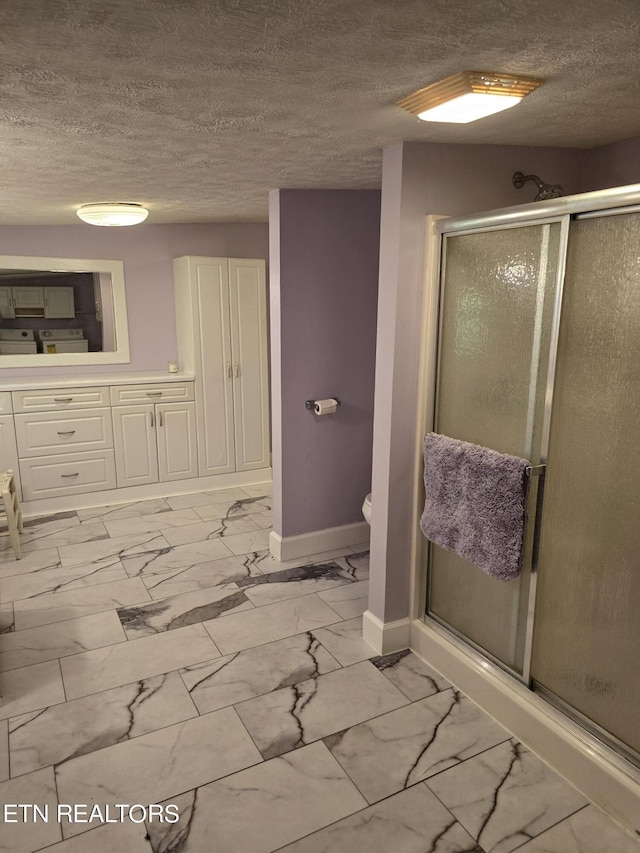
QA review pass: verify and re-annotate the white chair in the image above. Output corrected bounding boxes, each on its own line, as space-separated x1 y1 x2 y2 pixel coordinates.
0 469 23 559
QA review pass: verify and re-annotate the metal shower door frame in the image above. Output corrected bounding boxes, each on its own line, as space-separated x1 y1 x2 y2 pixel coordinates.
428 214 570 684
427 182 640 686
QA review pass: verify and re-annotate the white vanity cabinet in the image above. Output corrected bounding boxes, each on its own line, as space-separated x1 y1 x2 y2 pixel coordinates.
6 377 197 503
2 367 265 512
173 256 270 476
111 382 198 487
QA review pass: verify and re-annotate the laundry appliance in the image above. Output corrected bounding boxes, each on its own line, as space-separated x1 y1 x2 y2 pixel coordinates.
38 328 88 353
0 328 38 354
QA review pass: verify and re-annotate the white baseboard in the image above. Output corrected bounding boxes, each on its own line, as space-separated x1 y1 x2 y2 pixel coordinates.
21 468 273 518
269 530 283 561
362 610 412 656
270 521 369 562
411 618 640 838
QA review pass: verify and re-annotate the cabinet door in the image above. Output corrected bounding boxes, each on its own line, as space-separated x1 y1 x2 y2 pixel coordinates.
228 259 270 471
174 257 235 476
44 286 75 318
112 404 159 487
156 402 198 482
0 415 21 499
12 286 44 310
0 287 15 319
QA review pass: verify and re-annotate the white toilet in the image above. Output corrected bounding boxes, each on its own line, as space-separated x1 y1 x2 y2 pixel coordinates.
362 493 372 526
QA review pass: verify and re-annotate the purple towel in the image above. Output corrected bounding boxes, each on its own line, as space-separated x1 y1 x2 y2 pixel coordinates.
420 433 529 581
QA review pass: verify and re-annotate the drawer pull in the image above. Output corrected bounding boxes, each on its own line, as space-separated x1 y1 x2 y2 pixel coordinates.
61 472 79 478
57 430 76 437
54 397 73 403
146 391 162 397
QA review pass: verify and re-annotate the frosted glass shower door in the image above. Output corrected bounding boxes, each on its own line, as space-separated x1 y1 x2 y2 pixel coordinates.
531 212 640 756
428 222 564 673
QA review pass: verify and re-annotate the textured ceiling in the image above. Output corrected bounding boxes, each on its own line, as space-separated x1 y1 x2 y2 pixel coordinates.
1 0 640 224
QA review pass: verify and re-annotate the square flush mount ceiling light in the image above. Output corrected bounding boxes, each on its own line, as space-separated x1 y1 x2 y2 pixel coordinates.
396 71 543 123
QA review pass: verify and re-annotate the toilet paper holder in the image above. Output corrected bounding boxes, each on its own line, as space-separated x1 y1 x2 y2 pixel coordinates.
305 398 340 411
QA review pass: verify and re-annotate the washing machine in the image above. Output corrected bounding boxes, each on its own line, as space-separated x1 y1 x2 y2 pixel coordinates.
0 329 38 354
38 328 89 353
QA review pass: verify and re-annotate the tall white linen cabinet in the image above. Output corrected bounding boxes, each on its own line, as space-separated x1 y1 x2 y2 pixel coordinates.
173 256 270 476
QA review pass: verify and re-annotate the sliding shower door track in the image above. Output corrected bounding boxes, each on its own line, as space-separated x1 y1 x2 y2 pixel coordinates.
422 613 640 775
532 682 640 771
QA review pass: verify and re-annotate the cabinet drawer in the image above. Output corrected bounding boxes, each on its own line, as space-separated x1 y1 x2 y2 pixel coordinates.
13 386 110 413
109 382 194 406
0 392 12 414
15 409 114 457
19 450 116 500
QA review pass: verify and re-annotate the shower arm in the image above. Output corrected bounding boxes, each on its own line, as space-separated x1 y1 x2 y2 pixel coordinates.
513 171 545 192
512 171 563 201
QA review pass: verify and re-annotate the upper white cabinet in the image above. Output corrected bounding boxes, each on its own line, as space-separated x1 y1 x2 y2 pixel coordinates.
12 286 44 313
0 286 15 319
0 285 75 318
174 256 270 476
44 286 75 318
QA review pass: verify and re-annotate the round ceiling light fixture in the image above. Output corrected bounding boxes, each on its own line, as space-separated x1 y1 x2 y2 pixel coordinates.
76 202 149 226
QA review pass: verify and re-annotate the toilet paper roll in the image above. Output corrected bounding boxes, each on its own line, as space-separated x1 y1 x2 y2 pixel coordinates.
314 398 338 415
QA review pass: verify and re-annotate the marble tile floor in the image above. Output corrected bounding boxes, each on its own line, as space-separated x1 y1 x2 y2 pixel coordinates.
0 486 638 853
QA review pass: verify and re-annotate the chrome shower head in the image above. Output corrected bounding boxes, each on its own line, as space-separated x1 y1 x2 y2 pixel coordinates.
512 171 563 201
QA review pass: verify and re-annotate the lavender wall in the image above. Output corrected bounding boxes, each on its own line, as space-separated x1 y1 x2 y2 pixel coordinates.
0 223 269 377
580 136 640 192
268 191 284 536
271 189 381 538
369 142 583 624
413 143 582 211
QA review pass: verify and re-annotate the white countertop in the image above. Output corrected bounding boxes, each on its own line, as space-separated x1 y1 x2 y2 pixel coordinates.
0 371 196 392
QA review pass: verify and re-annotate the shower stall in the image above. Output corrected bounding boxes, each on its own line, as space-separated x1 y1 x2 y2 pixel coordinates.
424 187 640 768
